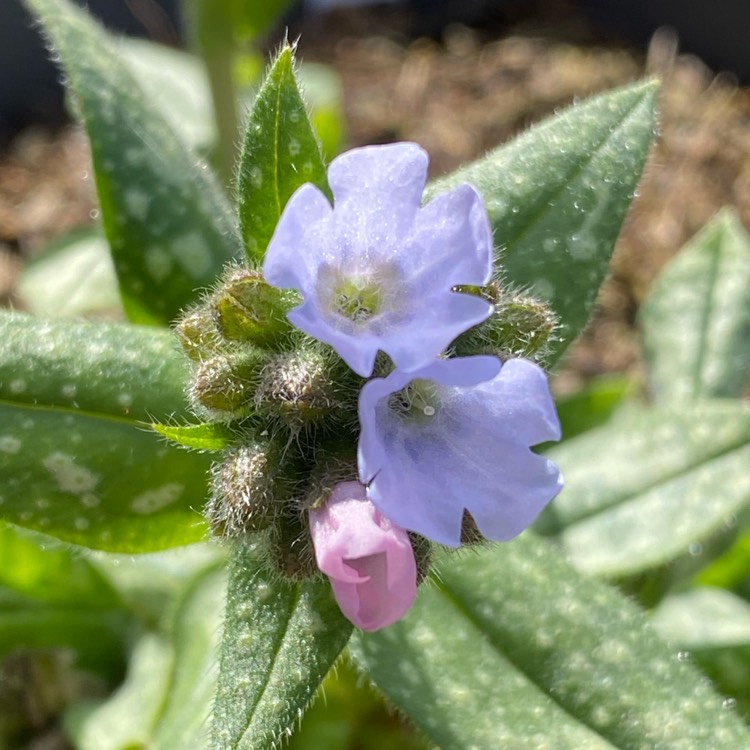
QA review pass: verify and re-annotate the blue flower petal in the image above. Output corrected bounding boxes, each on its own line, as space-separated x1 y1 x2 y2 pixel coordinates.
358 357 563 546
262 143 494 376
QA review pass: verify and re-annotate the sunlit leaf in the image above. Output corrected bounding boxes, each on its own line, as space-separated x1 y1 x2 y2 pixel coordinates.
554 374 633 440
536 402 750 577
641 209 750 401
212 541 352 750
0 312 210 551
428 79 658 362
66 633 173 750
151 567 226 750
0 311 188 422
352 536 750 749
25 0 242 325
237 44 330 263
0 522 121 608
118 37 215 156
152 422 233 452
16 226 121 319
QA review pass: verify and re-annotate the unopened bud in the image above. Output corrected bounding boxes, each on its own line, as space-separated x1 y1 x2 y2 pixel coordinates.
308 481 418 630
213 269 296 349
206 439 286 537
174 306 221 361
188 348 268 422
255 346 358 429
454 291 557 362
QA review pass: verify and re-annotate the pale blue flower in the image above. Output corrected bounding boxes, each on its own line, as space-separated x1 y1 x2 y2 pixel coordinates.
263 142 493 377
358 357 563 546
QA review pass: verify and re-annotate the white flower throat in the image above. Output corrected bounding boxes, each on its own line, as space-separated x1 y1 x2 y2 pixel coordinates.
317 262 404 332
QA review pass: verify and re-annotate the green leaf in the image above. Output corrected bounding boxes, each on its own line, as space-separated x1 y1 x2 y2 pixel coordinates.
0 525 130 680
67 564 226 750
652 588 750 719
226 0 297 40
652 587 750 650
118 37 216 156
66 632 174 750
352 536 750 749
427 79 658 363
696 531 750 590
0 311 189 422
298 63 345 160
536 402 750 577
152 422 233 452
212 541 352 750
641 209 750 402
186 0 295 50
25 0 242 325
90 543 225 629
151 566 226 750
0 312 211 551
0 522 121 609
238 44 330 263
555 374 634 440
16 226 121 318
0 403 212 551
0 605 128 678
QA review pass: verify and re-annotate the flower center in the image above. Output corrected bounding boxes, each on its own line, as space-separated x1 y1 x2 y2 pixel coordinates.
317 261 404 333
389 379 439 422
332 277 381 323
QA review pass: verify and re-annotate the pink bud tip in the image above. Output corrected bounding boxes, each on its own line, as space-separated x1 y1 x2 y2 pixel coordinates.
309 481 417 631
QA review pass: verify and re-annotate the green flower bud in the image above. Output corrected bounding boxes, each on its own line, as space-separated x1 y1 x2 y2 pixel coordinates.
454 289 557 362
206 439 287 537
213 268 296 349
188 348 268 422
174 305 221 361
255 345 359 430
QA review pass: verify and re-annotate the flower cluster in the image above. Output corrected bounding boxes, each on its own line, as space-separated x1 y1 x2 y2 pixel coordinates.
262 143 563 630
177 143 562 631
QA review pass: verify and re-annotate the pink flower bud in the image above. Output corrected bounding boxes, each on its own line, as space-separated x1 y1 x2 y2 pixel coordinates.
309 481 417 631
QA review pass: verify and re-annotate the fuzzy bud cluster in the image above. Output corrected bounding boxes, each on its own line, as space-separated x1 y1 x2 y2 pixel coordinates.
175 266 368 578
176 264 556 590
174 143 563 631
453 282 558 363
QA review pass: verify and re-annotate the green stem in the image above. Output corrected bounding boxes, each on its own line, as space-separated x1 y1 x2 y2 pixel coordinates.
204 44 240 186
182 0 239 187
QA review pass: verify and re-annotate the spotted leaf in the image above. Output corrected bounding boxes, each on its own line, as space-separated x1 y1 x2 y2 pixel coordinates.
0 312 210 551
25 0 242 325
428 79 658 363
352 536 750 749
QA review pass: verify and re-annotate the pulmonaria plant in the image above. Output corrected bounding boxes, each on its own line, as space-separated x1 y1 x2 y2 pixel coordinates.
3 6 689 742
182 142 563 630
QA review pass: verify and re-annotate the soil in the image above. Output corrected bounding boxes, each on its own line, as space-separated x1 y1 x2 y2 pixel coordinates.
2 1 750 394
